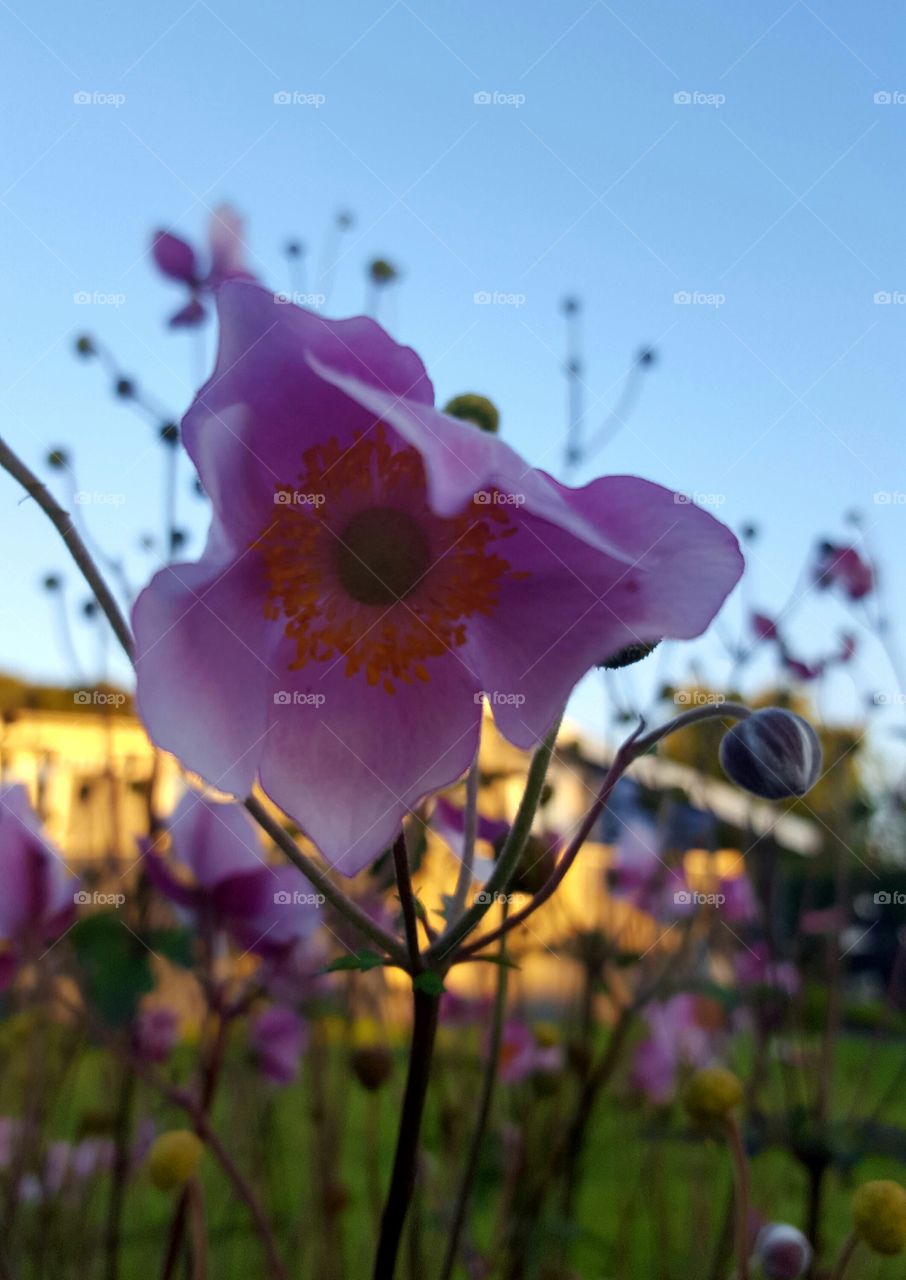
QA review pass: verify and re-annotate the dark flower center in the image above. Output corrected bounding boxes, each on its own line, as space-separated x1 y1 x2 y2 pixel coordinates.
336 507 432 606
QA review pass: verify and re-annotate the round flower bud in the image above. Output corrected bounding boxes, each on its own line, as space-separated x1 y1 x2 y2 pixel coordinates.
74 335 95 358
755 1224 813 1279
115 378 135 400
851 1180 906 1255
368 258 398 284
599 640 661 670
46 448 70 470
719 709 821 801
42 574 61 592
443 393 500 435
494 831 558 896
146 1130 203 1191
683 1067 743 1121
350 1045 394 1092
285 240 304 258
159 422 180 446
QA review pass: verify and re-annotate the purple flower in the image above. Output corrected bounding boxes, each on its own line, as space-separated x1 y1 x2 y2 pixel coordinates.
608 814 692 921
631 995 713 1104
249 1005 307 1084
497 1021 563 1083
735 943 800 996
151 205 253 329
133 1005 180 1064
719 872 759 924
719 709 821 800
0 785 77 961
142 790 320 954
133 285 743 876
813 541 874 601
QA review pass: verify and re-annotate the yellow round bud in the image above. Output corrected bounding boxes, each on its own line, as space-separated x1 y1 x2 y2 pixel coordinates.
852 1180 906 1255
683 1067 743 1121
443 393 500 435
147 1130 204 1191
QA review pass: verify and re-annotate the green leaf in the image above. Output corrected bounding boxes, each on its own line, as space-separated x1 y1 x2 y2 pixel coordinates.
146 928 194 969
412 971 445 996
70 914 155 1028
324 950 385 973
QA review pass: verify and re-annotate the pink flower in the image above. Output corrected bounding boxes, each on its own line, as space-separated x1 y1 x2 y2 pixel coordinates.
133 285 743 876
249 1005 307 1084
719 873 758 924
133 1005 179 1064
608 815 692 921
735 943 800 996
631 995 713 1103
751 612 780 642
142 790 320 954
0 785 77 962
151 205 253 328
813 542 874 601
497 1021 563 1083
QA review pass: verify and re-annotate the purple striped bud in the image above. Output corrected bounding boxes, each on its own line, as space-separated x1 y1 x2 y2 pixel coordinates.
719 709 821 800
755 1224 812 1279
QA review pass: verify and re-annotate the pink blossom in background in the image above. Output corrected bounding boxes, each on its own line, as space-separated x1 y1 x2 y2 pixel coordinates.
249 1006 308 1085
631 995 714 1104
151 205 254 328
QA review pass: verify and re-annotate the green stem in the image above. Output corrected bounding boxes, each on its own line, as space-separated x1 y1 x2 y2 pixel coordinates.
428 716 562 963
438 902 510 1280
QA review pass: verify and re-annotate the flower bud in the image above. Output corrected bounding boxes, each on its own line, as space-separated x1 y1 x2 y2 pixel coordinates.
851 1179 906 1255
683 1066 743 1121
368 258 398 284
443 393 499 435
719 709 821 801
755 1224 813 1279
599 640 660 670
146 1130 203 1191
350 1045 394 1092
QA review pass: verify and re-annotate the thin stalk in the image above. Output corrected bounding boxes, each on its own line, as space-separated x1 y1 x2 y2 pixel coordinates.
439 902 510 1280
725 1115 751 1280
428 715 563 963
0 434 133 658
828 1231 858 1280
371 989 441 1279
245 797 408 965
448 756 480 923
392 829 421 968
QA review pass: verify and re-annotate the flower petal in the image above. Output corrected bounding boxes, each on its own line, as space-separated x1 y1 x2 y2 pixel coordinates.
259 655 481 875
132 554 279 800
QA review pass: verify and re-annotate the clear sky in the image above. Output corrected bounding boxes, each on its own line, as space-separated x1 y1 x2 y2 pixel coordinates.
0 0 902 742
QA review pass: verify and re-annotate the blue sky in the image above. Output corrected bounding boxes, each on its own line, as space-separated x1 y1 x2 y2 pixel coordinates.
0 0 902 741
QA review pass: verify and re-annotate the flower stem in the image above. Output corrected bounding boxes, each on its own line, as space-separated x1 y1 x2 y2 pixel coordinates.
828 1230 858 1280
458 701 752 957
725 1115 751 1280
448 755 480 923
428 715 562 963
244 796 409 965
392 829 421 967
438 901 509 1280
0 434 133 658
372 988 441 1280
